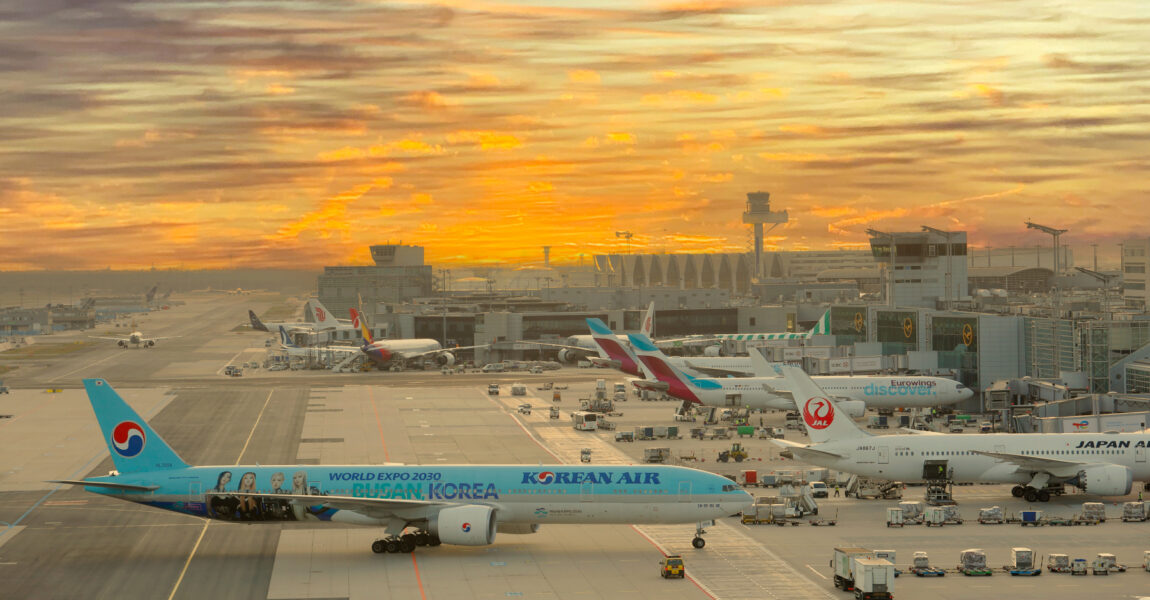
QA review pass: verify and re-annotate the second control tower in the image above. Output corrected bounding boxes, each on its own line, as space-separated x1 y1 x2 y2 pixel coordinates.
742 191 788 278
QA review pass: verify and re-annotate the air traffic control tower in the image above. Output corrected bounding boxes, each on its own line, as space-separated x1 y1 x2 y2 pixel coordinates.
742 192 788 279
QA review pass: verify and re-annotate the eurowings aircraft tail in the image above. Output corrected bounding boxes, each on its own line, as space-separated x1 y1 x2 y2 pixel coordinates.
587 318 642 376
278 326 298 348
350 308 374 345
640 301 655 337
83 378 190 474
628 333 719 405
249 310 269 332
774 364 869 444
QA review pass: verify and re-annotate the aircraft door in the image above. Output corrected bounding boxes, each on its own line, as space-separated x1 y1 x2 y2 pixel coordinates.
678 481 692 502
877 446 889 464
725 393 741 407
1138 447 1147 463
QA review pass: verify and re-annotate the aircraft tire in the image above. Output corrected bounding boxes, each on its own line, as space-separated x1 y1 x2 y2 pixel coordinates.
1011 486 1025 497
691 537 706 549
371 540 385 554
414 532 430 546
385 539 401 553
1037 490 1051 502
1024 489 1038 503
399 538 416 553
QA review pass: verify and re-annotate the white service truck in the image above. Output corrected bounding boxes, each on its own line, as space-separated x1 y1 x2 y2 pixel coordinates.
850 557 895 600
832 547 875 592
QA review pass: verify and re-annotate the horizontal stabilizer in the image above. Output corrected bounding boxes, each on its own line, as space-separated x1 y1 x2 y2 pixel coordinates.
49 479 160 492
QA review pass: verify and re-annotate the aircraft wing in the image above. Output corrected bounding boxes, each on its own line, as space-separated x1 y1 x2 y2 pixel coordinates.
679 361 747 378
768 439 845 460
762 383 794 402
530 341 590 352
401 344 490 360
897 428 945 435
654 336 718 348
89 336 129 342
231 492 446 519
971 451 1087 477
318 345 363 354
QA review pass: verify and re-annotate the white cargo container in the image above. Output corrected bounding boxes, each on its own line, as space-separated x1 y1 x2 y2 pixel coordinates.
832 547 874 591
850 557 895 599
923 506 947 527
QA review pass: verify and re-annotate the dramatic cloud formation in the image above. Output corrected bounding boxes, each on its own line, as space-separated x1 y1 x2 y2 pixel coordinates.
1 0 1147 269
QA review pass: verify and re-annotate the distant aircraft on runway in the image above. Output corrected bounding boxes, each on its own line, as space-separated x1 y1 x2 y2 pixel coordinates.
52 379 752 554
89 328 173 349
771 364 1142 503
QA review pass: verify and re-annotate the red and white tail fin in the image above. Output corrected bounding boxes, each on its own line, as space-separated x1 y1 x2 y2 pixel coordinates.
308 299 341 329
350 308 374 344
640 301 655 338
774 364 869 444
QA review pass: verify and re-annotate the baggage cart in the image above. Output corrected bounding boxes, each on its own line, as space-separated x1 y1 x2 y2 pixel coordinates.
1096 553 1126 573
614 431 634 442
1020 510 1043 526
958 549 992 576
1122 501 1147 522
1005 547 1041 576
1082 502 1106 523
886 507 904 528
1047 554 1071 573
909 552 945 577
832 547 875 591
923 506 947 527
850 557 895 599
978 506 1004 524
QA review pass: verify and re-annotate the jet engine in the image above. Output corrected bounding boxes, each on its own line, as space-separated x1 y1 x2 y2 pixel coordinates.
496 522 539 535
430 505 497 546
1073 464 1133 496
145 340 155 348
703 345 722 357
435 352 456 367
557 349 583 364
831 398 866 419
117 341 128 348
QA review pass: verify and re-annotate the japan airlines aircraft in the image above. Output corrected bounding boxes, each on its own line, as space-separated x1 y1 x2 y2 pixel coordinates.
626 333 972 414
771 364 1141 502
89 329 173 348
52 380 752 553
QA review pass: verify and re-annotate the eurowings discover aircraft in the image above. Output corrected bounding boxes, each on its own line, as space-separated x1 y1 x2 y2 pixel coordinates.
53 380 752 553
623 332 972 415
771 364 1141 502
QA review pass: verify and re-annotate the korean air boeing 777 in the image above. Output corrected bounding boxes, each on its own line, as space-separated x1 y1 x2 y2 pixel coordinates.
53 380 752 554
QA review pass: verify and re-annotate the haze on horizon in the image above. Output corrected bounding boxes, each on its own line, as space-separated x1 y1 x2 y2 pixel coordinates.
1 0 1146 272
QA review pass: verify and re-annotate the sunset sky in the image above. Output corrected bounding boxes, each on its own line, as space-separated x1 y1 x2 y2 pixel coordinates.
1 0 1147 270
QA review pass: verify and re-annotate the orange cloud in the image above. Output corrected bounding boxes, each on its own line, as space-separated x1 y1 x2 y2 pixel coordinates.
567 69 601 84
448 130 523 150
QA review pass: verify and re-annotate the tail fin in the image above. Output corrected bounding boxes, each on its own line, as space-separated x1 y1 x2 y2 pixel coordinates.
774 365 869 444
350 308 374 344
640 301 655 337
627 333 721 405
83 379 190 473
249 310 269 332
278 326 297 348
587 318 642 377
805 309 832 338
309 299 340 329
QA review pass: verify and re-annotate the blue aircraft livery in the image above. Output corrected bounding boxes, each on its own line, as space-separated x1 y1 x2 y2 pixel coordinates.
863 380 938 397
52 379 753 554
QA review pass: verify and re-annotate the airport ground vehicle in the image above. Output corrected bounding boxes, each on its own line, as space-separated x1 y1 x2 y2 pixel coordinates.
958 549 993 576
481 363 505 373
909 552 945 577
832 547 874 591
614 431 634 442
1071 558 1088 575
717 443 748 463
550 406 560 419
224 365 242 377
580 448 592 463
850 557 895 599
659 555 685 578
810 481 829 498
1047 554 1070 573
0 380 8 394
517 403 531 415
511 383 527 396
571 411 598 431
529 366 544 374
1005 547 1041 576
487 384 500 395
949 421 964 433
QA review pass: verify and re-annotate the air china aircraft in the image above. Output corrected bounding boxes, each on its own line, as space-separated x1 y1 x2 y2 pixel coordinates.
625 332 972 414
53 380 752 553
771 364 1142 502
248 299 349 333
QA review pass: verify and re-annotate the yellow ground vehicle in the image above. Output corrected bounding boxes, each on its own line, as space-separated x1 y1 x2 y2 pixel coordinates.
660 555 685 579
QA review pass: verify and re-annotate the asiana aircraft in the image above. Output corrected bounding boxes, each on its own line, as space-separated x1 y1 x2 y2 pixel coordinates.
52 379 753 554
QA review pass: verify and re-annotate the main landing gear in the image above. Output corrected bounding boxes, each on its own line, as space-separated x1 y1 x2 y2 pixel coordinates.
371 530 440 554
1012 485 1052 503
692 521 711 549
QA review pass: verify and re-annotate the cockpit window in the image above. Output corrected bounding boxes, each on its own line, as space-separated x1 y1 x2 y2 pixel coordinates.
721 484 740 492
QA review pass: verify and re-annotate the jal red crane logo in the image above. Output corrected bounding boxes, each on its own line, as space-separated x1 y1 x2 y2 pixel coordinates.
802 397 834 430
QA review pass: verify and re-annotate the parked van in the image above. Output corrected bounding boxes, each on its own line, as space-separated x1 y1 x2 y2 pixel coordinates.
481 363 505 373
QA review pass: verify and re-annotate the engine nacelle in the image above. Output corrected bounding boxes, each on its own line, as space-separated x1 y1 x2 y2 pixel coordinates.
1074 464 1133 496
117 340 128 348
557 349 582 364
145 340 155 347
703 345 722 357
435 352 455 367
830 398 866 419
430 505 496 546
496 522 539 535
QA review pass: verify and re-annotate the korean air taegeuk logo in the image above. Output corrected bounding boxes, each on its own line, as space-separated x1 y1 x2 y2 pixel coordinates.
803 397 834 430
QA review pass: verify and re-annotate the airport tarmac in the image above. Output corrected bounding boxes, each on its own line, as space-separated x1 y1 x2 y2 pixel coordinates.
4 295 1150 599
